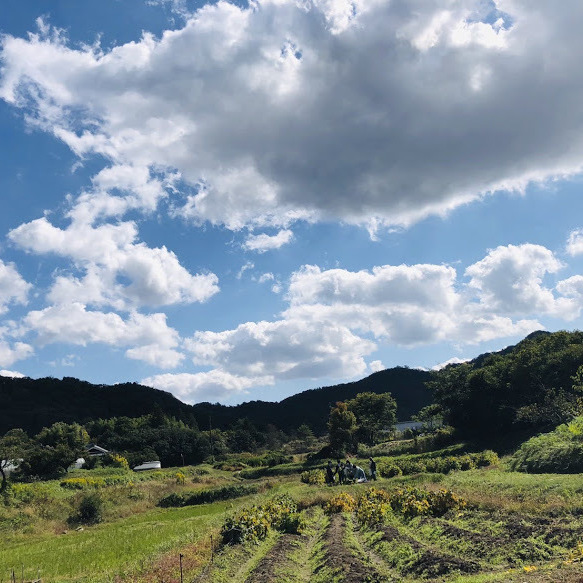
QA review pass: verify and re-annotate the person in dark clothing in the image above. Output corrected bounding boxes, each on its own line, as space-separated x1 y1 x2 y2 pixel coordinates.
326 460 335 485
369 457 377 481
344 460 354 484
335 459 344 485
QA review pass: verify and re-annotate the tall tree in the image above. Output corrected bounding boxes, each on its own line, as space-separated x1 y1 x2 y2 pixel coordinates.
346 391 397 445
328 402 357 455
0 429 31 492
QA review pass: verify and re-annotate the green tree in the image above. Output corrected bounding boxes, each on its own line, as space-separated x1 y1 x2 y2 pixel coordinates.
36 422 89 451
296 423 315 449
0 428 32 492
346 392 397 445
327 401 357 455
21 422 90 479
412 403 444 432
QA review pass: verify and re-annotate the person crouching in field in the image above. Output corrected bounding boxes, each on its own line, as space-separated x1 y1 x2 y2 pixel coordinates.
326 460 335 485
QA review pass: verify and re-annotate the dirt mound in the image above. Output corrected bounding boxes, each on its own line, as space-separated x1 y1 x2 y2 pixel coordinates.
322 514 384 583
246 534 302 583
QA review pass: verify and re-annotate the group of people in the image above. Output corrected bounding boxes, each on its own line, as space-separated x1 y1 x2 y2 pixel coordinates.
325 457 377 484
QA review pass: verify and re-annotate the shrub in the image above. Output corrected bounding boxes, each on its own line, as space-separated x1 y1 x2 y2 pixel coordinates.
301 469 326 485
220 494 302 545
324 492 357 514
378 463 402 478
472 450 499 468
76 493 104 525
175 472 186 485
388 487 465 519
355 487 392 525
510 417 583 473
60 477 106 489
104 454 130 470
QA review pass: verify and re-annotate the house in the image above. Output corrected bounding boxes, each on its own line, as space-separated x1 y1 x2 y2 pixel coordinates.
133 460 162 471
86 444 109 456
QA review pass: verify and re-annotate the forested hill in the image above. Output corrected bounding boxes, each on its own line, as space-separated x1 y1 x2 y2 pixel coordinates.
0 376 199 436
0 366 432 435
431 330 583 441
191 367 432 433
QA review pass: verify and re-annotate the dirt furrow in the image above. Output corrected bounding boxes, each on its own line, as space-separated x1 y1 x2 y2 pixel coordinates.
245 533 303 583
320 513 385 583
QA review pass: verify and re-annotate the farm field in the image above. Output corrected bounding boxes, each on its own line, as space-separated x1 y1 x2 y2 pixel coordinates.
3 454 583 582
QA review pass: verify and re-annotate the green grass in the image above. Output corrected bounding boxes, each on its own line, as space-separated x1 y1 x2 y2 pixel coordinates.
0 489 264 582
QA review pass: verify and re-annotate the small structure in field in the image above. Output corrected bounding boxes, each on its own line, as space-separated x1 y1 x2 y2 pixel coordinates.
133 460 162 471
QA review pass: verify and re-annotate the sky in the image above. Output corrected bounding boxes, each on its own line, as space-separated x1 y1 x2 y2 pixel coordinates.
2 0 583 406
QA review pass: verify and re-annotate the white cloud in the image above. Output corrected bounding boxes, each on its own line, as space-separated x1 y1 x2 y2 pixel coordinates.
9 217 219 309
141 370 271 402
185 319 375 380
431 357 470 371
566 229 583 256
236 261 254 280
465 244 576 318
0 333 33 368
23 304 182 369
0 260 31 315
369 359 384 372
258 272 275 283
243 229 294 253
0 369 26 378
3 1 583 231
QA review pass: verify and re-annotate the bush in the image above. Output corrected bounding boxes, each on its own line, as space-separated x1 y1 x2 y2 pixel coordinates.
76 493 104 525
378 463 402 478
510 419 583 473
104 454 130 470
324 492 357 514
301 469 326 485
220 494 302 545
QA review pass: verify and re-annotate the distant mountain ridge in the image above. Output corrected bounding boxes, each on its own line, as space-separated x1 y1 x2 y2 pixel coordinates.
0 366 432 435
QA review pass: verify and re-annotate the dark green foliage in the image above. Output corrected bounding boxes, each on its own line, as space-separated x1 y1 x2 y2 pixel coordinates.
510 416 583 473
347 391 397 445
430 331 583 440
327 401 357 455
0 376 198 436
377 450 498 477
74 493 104 525
0 428 32 491
86 415 210 467
158 484 259 507
0 367 431 437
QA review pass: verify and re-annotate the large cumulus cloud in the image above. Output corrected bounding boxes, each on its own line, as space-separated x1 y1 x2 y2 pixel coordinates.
2 0 583 232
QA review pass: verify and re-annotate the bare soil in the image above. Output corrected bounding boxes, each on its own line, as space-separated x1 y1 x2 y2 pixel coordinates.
320 514 385 583
245 534 302 583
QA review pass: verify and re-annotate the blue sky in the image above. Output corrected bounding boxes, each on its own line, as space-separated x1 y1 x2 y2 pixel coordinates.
2 0 583 405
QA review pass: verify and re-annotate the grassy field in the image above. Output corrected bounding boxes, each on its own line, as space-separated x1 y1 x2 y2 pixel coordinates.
3 450 583 582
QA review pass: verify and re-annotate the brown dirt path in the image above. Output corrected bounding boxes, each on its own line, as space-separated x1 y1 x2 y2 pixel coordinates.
321 514 385 583
245 533 303 583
